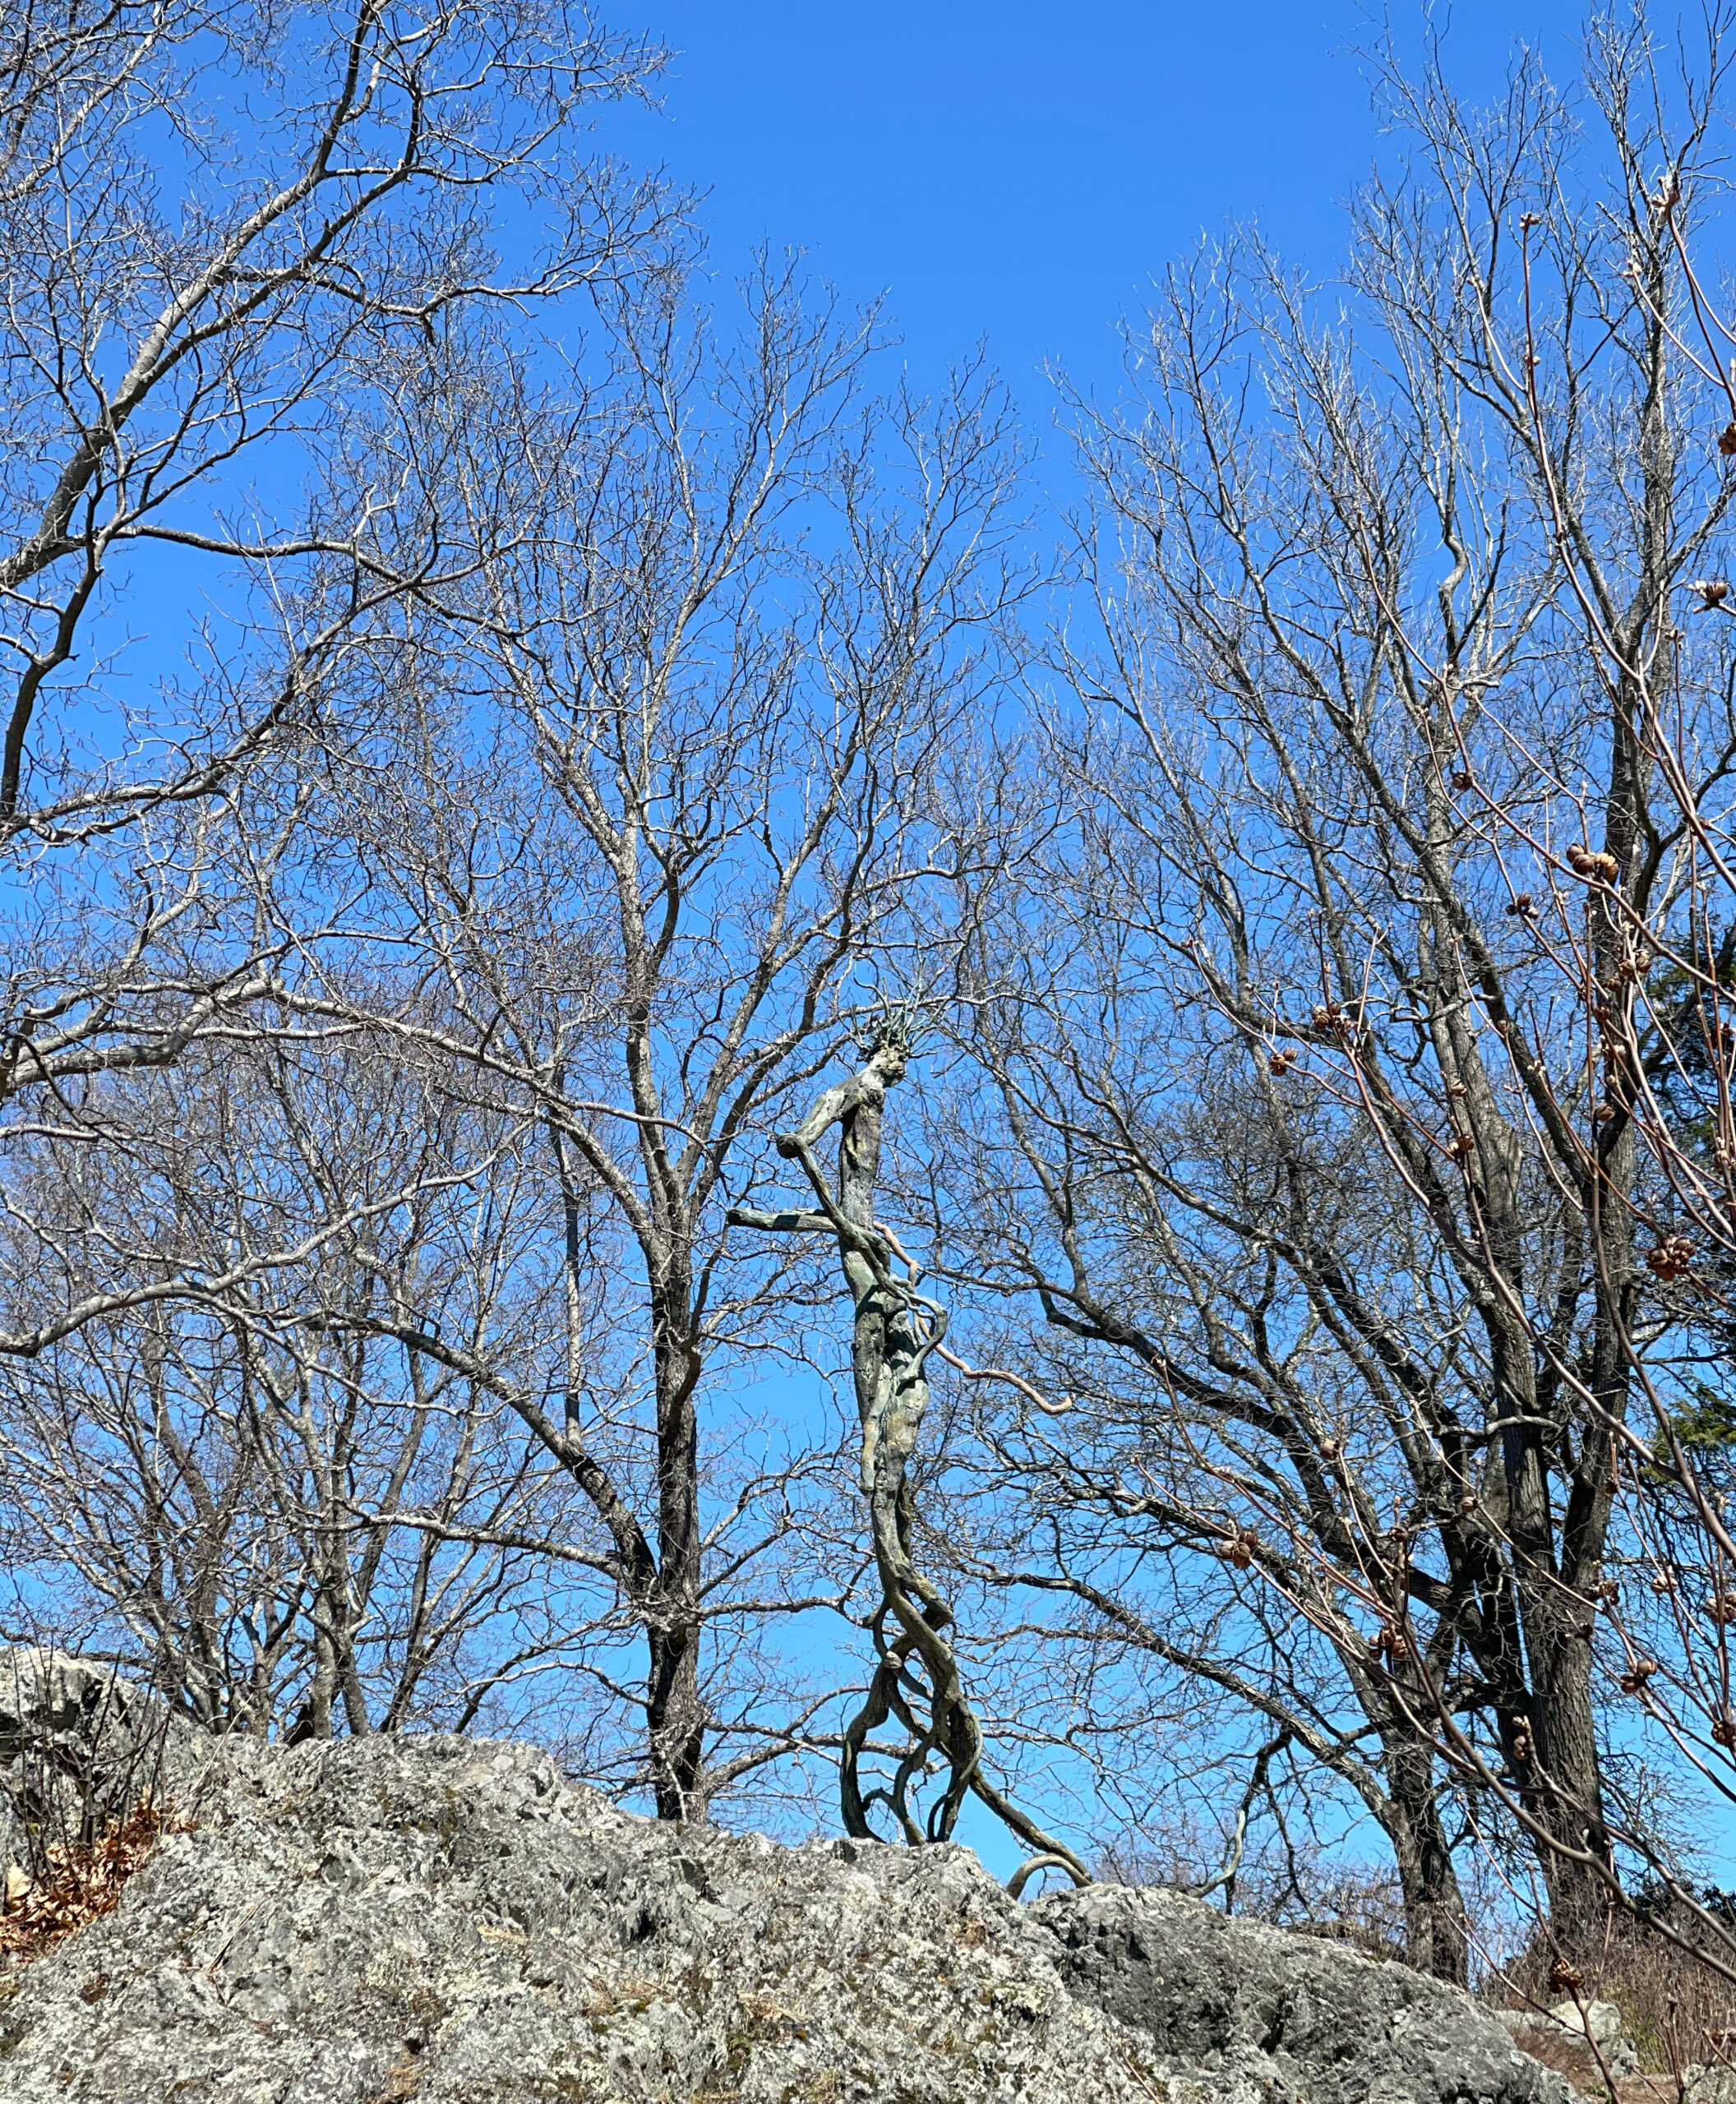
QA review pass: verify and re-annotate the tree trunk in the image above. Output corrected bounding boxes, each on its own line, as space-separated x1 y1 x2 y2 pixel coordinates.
646 1621 705 1820
648 1290 706 1820
1384 1731 1471 1985
1526 1622 1614 1936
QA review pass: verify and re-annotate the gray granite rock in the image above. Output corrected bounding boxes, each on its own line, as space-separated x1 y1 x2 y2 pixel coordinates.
1544 2000 1623 2050
1523 2000 1639 2079
1683 2065 1736 2104
1032 1881 1575 2104
0 1717 1577 2104
1487 1996 1643 2080
0 1647 185 1880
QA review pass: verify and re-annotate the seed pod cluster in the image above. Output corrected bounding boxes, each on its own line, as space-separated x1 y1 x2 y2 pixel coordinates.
1566 843 1621 883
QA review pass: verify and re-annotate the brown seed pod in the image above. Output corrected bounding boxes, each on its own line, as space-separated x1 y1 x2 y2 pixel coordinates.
1566 843 1621 883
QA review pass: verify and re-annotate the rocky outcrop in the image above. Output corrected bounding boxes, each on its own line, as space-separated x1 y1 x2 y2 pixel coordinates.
1489 2001 1642 2083
1037 1882 1573 2104
0 1646 182 1881
0 1695 1575 2102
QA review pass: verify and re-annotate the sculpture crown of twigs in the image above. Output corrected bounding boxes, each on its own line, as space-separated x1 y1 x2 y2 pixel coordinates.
856 995 922 1060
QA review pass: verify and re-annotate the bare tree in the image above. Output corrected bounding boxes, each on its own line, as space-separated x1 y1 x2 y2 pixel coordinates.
1 0 668 829
0 1018 600 1740
0 0 671 1359
2 1 219 213
921 7 1736 1972
256 269 1032 1819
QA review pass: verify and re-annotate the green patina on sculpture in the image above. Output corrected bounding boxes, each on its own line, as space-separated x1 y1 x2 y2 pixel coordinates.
730 1012 1085 1876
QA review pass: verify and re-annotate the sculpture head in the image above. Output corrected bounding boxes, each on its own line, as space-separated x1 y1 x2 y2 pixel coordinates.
857 996 921 1079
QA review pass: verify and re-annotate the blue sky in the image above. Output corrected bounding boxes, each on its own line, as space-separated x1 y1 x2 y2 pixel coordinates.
598 1 1595 408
